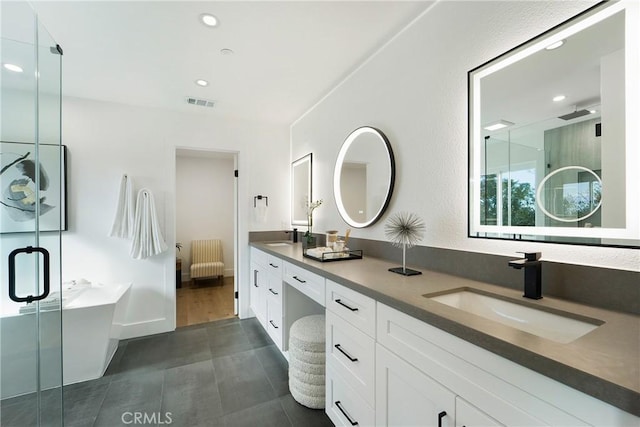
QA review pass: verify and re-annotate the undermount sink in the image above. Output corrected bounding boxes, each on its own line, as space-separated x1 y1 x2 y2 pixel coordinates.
265 242 291 247
425 288 603 344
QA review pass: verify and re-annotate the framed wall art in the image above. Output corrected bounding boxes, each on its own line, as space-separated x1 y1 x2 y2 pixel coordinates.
0 141 67 233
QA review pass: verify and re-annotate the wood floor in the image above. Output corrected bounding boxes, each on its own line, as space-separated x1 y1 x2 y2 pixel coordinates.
176 276 235 327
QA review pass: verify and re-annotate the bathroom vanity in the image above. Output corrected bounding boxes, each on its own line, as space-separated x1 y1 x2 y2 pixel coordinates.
250 242 639 426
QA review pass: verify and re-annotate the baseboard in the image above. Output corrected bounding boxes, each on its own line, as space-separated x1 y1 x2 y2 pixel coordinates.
120 318 172 339
180 272 234 282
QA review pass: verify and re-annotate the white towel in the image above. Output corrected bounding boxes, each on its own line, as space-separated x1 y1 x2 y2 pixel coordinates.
109 174 135 238
254 205 268 223
130 189 167 259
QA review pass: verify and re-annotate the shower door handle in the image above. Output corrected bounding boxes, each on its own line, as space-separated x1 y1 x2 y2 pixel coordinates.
8 246 50 303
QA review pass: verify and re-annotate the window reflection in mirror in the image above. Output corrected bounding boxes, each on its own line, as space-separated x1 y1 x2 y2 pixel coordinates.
469 1 640 247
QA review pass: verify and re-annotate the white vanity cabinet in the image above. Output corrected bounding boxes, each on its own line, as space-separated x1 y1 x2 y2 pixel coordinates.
376 343 456 426
455 397 504 427
284 261 325 307
250 248 284 350
376 303 587 427
377 342 516 427
325 280 376 426
265 275 283 349
249 248 267 326
325 279 376 337
250 245 639 425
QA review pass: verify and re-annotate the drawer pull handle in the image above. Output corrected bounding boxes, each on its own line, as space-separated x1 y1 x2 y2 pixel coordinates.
292 275 306 283
269 320 279 329
335 299 358 312
334 344 358 362
438 411 447 427
335 401 358 426
269 263 279 269
269 288 279 295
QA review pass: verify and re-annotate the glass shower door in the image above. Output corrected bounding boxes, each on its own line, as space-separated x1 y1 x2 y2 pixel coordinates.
1 1 64 425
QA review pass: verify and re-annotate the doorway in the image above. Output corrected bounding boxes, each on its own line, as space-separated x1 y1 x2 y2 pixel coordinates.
175 149 238 327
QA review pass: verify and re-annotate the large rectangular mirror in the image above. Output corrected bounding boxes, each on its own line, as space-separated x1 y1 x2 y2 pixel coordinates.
469 0 639 247
291 153 312 226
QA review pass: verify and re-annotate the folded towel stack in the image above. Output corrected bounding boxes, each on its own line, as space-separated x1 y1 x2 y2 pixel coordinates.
305 247 332 258
288 314 326 409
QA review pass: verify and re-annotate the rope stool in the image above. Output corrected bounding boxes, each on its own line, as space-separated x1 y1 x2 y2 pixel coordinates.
288 314 325 409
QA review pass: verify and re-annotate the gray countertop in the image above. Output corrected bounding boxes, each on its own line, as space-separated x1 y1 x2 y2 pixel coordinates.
251 241 640 416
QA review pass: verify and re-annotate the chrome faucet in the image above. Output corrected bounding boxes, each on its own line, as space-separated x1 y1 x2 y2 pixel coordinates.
508 252 542 300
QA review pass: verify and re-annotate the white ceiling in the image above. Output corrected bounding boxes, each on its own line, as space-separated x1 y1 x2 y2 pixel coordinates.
24 1 432 124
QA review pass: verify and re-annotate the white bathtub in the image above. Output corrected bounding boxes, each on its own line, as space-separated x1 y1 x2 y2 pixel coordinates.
0 282 131 399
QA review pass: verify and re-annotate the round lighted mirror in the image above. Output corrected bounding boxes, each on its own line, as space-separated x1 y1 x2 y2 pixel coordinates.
333 126 395 228
536 166 602 223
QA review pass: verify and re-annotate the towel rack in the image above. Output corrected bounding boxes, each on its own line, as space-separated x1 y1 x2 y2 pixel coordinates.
254 195 268 207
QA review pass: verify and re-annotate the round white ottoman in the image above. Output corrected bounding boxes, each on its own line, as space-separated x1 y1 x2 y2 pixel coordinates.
288 314 325 409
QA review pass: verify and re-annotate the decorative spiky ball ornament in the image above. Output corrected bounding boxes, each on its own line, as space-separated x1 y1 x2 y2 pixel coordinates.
385 212 425 249
385 212 425 276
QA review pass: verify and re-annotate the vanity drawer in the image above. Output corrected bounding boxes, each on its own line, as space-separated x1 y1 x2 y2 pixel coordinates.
252 248 283 270
326 280 376 338
265 254 283 273
326 367 375 427
284 262 325 307
266 272 282 297
266 299 283 349
326 310 375 407
250 247 267 266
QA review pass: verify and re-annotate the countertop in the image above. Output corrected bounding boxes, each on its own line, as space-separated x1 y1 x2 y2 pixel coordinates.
251 241 640 417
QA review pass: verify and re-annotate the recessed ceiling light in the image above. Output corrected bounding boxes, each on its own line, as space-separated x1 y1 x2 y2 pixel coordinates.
220 48 234 56
3 63 23 73
589 109 597 114
545 40 564 50
195 79 209 87
483 120 514 131
200 13 218 27
553 95 566 102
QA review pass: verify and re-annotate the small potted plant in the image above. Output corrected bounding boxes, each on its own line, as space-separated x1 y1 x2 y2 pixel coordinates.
303 199 323 250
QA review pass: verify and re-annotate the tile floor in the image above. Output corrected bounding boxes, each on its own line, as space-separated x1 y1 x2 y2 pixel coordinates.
1 317 333 427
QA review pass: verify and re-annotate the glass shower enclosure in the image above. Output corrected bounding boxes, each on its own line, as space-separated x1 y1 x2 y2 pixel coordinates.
1 1 64 425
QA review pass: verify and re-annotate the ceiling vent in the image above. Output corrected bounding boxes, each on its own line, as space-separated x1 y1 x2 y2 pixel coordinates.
186 97 215 108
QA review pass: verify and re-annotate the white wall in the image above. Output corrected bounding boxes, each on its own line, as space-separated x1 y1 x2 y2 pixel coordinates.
291 0 639 271
176 154 235 279
62 96 289 337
